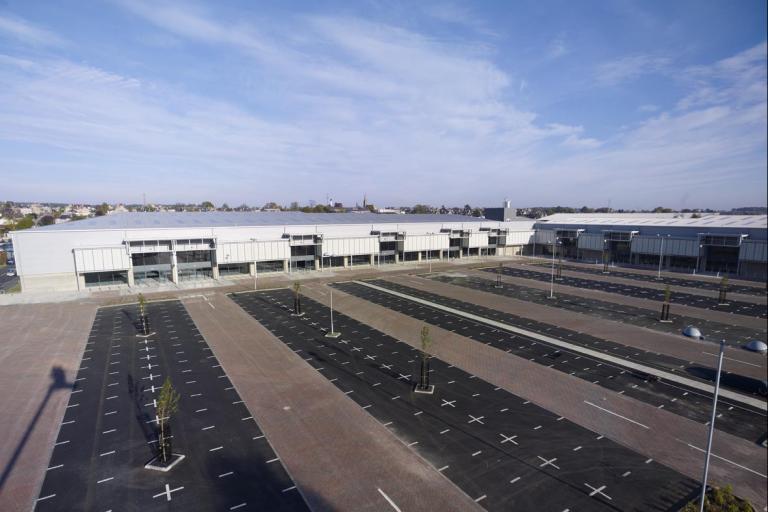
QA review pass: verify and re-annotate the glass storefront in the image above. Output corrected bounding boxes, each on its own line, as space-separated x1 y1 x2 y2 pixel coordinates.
84 271 128 287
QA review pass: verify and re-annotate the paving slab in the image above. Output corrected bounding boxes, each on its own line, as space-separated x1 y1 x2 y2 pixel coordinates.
532 257 765 289
524 263 766 304
0 302 97 512
388 274 767 381
489 265 767 320
301 283 768 510
183 292 481 512
237 288 699 511
472 268 767 330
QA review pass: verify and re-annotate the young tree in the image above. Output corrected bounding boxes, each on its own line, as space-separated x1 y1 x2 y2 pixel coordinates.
495 262 503 288
156 377 180 464
138 293 149 334
718 276 729 304
293 282 303 316
416 326 433 392
660 284 672 322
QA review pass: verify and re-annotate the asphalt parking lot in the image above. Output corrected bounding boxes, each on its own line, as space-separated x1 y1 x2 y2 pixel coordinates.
231 288 699 512
531 263 765 297
0 269 19 293
35 300 308 512
485 266 767 319
427 273 767 346
334 280 767 444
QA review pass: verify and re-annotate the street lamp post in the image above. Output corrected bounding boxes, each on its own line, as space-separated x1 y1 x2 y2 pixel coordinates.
695 244 703 275
429 233 433 274
549 237 559 299
250 239 258 291
325 286 341 338
698 339 725 512
657 234 669 280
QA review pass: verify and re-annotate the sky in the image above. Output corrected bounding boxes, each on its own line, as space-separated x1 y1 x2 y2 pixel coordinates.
0 0 766 210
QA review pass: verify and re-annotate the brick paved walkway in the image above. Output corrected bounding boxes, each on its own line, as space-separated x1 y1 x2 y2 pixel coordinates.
301 282 767 510
387 274 766 381
184 292 482 512
468 269 767 330
0 302 97 512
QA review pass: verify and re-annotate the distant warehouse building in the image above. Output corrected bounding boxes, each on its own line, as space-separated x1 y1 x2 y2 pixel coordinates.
10 212 535 292
533 213 767 280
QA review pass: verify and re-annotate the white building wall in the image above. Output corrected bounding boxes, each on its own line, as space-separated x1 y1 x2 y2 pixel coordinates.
74 247 131 272
504 230 534 246
403 233 450 252
468 232 489 248
216 239 290 263
321 237 379 256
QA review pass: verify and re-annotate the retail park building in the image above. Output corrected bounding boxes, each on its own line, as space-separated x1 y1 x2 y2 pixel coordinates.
9 211 767 292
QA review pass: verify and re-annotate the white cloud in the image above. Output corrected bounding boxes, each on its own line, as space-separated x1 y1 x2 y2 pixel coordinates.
596 54 670 86
676 42 767 110
638 104 659 112
548 36 569 59
0 4 764 208
0 14 64 47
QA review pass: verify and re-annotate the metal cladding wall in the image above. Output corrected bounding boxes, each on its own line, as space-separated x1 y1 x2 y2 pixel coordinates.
74 247 131 272
534 230 557 245
11 230 127 276
322 237 379 256
505 230 535 246
739 240 768 262
403 233 450 252
631 236 699 257
216 239 290 264
577 233 605 251
468 232 489 248
9 216 536 289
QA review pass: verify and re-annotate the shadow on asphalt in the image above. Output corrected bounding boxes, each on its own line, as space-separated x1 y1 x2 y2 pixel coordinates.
0 366 72 493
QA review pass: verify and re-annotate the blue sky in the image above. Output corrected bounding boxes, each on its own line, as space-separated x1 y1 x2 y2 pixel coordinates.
0 1 765 209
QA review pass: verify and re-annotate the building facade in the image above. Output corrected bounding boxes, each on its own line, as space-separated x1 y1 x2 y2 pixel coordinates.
10 211 767 293
10 212 535 292
533 213 767 280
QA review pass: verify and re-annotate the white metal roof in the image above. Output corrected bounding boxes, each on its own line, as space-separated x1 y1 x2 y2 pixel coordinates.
537 213 767 230
32 211 491 232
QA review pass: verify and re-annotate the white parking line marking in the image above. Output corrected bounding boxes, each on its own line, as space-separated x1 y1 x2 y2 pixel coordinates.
583 401 649 429
377 488 402 512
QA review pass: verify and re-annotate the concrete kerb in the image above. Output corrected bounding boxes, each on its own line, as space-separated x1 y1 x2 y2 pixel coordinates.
301 282 767 510
353 280 768 412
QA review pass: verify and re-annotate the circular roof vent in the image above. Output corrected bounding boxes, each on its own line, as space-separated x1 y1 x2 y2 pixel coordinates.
745 340 768 354
682 325 703 339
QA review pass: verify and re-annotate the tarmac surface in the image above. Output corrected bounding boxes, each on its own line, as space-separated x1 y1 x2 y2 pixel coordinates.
333 280 767 444
232 288 700 512
485 266 767 319
532 262 766 297
428 273 767 346
34 300 308 512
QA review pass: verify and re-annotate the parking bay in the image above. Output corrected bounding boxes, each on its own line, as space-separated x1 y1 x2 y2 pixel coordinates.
486 266 767 320
334 280 767 445
36 300 307 512
428 273 766 347
232 288 698 512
